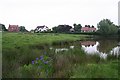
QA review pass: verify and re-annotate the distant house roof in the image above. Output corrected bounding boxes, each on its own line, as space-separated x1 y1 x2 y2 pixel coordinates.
81 27 89 31
81 27 96 31
37 26 45 29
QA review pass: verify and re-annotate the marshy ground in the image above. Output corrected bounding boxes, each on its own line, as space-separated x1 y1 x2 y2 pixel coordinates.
2 32 119 78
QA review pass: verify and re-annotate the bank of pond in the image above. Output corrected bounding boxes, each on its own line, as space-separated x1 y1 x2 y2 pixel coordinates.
2 33 120 78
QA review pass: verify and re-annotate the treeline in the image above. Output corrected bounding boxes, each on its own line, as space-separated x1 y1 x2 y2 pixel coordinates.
1 19 120 36
52 19 120 36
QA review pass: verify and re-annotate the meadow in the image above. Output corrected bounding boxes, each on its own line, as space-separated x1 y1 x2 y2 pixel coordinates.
2 32 119 78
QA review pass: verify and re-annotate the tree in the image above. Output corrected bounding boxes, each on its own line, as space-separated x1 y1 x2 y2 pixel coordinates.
73 23 82 32
0 24 7 31
91 25 94 28
52 25 72 33
52 26 58 33
85 25 88 27
19 26 28 32
97 19 118 35
73 23 77 27
88 25 90 28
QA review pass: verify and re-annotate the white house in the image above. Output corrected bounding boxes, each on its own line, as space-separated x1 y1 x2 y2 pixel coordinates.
34 25 49 32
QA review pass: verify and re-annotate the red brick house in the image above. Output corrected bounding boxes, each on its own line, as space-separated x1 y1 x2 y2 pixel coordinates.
8 24 19 32
81 26 96 32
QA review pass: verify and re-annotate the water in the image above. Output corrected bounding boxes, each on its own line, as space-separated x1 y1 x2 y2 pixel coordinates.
81 41 120 59
47 38 119 78
50 39 120 59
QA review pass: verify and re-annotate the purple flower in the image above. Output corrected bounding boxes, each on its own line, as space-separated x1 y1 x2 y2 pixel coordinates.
44 61 48 64
32 60 34 64
40 56 44 60
36 57 39 60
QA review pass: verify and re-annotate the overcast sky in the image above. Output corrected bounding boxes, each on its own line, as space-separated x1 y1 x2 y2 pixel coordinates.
0 0 119 31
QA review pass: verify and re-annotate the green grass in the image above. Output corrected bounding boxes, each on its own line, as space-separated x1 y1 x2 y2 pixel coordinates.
3 32 87 48
2 32 88 78
70 60 118 78
2 32 119 78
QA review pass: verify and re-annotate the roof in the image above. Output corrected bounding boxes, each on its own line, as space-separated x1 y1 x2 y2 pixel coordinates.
9 25 19 28
81 27 89 31
37 26 45 28
36 26 48 29
81 27 96 31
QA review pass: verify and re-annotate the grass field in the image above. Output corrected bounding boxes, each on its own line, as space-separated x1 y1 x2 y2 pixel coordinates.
2 32 119 78
3 32 87 48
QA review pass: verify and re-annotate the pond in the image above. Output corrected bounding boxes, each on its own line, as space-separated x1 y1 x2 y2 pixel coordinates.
27 38 119 78
2 38 119 78
50 38 120 59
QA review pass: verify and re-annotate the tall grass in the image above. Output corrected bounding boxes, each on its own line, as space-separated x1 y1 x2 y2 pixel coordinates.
70 61 118 78
2 32 118 78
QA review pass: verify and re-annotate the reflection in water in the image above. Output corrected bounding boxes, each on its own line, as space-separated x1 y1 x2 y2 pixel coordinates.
99 52 108 59
70 46 74 49
55 48 68 53
50 46 75 53
81 41 96 47
97 39 118 53
50 40 119 59
110 46 120 58
82 42 99 54
81 40 120 59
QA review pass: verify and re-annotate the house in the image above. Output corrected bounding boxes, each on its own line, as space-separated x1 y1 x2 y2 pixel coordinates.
56 24 72 33
8 24 19 32
34 25 49 33
70 28 75 32
81 26 96 32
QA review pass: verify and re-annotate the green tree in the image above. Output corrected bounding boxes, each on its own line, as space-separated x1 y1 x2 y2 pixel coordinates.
97 19 118 35
52 25 72 33
116 25 120 35
0 24 7 31
19 26 28 32
52 26 58 33
73 23 82 32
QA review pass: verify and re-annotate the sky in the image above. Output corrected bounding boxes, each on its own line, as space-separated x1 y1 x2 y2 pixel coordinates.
0 0 120 31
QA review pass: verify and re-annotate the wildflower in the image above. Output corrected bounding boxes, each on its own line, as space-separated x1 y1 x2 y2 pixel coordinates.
44 61 48 64
36 57 39 60
32 60 34 64
40 56 44 60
